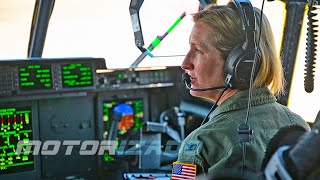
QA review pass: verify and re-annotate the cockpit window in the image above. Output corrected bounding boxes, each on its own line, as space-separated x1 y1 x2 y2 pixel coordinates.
0 0 34 59
42 0 199 68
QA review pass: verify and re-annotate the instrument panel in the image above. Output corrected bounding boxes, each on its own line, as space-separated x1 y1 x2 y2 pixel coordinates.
0 58 183 99
96 67 177 91
0 57 187 180
0 57 106 97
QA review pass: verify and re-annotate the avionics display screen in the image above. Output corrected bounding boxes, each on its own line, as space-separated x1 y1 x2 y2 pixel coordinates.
102 99 144 162
61 63 94 88
19 64 52 90
103 99 144 137
0 107 34 175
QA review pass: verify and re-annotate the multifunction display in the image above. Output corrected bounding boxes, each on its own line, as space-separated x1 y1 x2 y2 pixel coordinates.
19 64 52 91
61 63 94 88
0 107 34 174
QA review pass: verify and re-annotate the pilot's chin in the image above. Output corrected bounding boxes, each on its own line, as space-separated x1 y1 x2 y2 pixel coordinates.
189 89 203 97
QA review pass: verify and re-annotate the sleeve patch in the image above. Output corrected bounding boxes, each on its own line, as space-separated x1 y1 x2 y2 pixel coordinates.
183 140 203 155
172 162 197 179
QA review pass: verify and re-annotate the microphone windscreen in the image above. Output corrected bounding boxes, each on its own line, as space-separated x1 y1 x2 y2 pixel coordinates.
182 73 191 84
260 125 308 170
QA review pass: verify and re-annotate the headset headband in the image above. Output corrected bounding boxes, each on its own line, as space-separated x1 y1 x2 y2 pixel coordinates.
228 0 257 50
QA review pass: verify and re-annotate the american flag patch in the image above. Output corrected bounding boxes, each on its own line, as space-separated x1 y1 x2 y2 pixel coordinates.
171 162 197 180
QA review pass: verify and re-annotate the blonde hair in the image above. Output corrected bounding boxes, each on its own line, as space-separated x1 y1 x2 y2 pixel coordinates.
192 4 284 95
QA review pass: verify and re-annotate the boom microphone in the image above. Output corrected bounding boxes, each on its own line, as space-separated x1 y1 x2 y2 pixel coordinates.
182 73 227 91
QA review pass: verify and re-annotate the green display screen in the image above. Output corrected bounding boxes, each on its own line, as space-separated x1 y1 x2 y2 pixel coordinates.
61 63 94 88
19 64 52 90
0 107 34 174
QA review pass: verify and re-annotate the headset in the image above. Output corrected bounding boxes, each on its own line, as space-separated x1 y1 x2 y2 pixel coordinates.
183 0 261 91
225 0 261 90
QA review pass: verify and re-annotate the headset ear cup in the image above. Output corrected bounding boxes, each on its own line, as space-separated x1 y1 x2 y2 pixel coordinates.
224 44 243 87
236 48 262 89
224 45 261 90
236 52 255 80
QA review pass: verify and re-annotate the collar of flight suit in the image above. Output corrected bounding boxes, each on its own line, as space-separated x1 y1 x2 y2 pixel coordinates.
210 87 277 119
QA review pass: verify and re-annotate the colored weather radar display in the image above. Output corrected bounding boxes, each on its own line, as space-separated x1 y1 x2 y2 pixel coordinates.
0 107 34 174
19 64 52 90
102 99 144 162
61 63 94 88
103 99 144 137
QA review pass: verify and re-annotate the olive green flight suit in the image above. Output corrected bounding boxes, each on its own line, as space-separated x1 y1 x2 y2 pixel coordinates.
176 87 310 177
